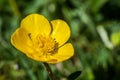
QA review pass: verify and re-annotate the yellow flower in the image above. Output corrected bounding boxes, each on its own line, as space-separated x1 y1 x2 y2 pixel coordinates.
11 14 74 64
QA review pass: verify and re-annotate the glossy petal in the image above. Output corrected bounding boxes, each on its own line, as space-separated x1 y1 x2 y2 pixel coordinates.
26 54 56 63
47 43 74 64
20 14 51 37
11 28 33 54
26 43 74 64
51 20 71 47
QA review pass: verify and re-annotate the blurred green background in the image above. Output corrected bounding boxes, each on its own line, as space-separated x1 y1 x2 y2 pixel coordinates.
0 0 120 80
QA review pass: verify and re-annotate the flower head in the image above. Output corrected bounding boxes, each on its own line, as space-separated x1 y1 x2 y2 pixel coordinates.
11 14 74 64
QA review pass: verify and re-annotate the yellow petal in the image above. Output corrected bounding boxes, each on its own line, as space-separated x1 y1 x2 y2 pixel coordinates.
25 43 74 64
26 54 55 63
11 28 33 54
20 14 51 37
51 20 71 47
46 43 74 64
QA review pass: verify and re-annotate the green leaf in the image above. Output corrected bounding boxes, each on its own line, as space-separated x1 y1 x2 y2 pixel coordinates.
90 0 108 13
67 71 81 80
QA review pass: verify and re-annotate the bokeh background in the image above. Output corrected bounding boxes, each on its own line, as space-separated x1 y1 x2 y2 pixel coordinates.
0 0 120 80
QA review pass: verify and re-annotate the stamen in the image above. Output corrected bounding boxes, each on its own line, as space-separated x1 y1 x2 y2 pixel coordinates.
33 34 57 55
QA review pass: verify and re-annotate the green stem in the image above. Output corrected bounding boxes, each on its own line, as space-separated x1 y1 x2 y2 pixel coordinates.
43 63 54 80
9 0 21 18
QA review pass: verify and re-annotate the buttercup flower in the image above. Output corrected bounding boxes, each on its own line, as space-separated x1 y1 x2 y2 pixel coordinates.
11 14 74 64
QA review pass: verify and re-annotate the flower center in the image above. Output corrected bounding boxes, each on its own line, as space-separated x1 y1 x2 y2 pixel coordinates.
33 35 56 55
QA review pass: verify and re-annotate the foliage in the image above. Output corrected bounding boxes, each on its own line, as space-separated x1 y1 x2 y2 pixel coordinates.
0 0 120 80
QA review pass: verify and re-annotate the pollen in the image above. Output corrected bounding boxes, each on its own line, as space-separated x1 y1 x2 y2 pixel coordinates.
33 34 57 55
